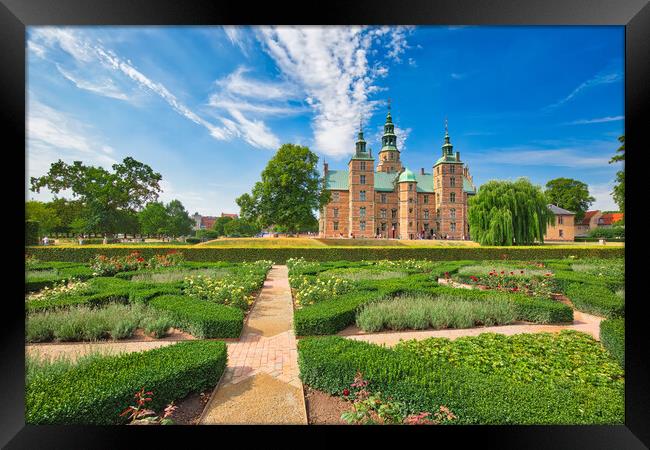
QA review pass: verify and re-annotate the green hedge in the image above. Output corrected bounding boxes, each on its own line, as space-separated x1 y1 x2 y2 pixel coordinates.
25 265 96 293
566 283 625 318
552 270 624 293
26 340 227 424
600 318 625 368
298 336 623 424
149 295 244 338
27 246 624 263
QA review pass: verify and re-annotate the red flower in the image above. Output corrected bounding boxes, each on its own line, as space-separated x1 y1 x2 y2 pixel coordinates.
545 273 552 277
510 271 514 275
342 389 350 396
500 271 505 275
520 270 524 274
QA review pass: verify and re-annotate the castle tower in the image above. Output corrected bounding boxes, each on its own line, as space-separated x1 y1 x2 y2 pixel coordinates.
376 101 403 173
397 168 418 239
348 120 375 238
433 120 465 238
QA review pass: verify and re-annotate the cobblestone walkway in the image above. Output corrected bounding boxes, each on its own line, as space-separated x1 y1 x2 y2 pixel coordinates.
199 265 307 424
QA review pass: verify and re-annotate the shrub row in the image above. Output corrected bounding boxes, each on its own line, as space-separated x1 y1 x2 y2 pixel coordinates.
25 265 96 293
26 340 227 424
600 318 625 368
149 295 244 338
552 270 624 294
27 246 624 263
566 283 625 318
297 336 623 424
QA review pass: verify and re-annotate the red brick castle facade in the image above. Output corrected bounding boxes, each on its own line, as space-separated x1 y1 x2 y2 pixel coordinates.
319 106 477 240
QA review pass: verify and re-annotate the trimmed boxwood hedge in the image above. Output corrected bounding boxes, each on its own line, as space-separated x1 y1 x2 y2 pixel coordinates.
26 340 227 425
552 270 624 294
149 295 244 338
27 245 624 264
25 265 96 293
600 318 625 368
298 336 623 424
566 283 624 318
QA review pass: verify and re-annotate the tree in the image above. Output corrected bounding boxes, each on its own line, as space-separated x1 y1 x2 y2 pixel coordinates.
164 199 193 238
25 200 61 235
609 135 624 214
30 157 162 236
138 202 168 237
544 178 595 222
212 216 235 237
223 218 261 237
467 178 554 246
49 197 85 235
236 144 330 234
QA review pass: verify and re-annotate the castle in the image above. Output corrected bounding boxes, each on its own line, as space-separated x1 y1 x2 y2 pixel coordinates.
318 106 477 240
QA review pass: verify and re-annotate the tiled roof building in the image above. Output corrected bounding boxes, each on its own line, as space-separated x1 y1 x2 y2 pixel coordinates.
319 107 476 240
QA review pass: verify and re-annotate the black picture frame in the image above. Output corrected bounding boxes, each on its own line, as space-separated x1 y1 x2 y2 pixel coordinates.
2 0 648 447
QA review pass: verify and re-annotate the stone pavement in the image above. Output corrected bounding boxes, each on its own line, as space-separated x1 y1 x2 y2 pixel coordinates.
199 265 307 424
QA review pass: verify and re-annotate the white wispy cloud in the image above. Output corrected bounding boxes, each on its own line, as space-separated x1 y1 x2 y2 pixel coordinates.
27 99 118 178
566 115 624 125
372 125 412 151
56 64 129 101
450 72 468 80
256 26 414 158
546 70 622 109
215 66 299 101
588 181 619 211
222 26 250 56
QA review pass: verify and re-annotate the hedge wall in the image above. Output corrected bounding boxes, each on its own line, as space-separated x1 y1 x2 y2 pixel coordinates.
565 283 625 318
26 245 624 263
298 336 623 424
26 221 40 246
26 340 227 424
600 318 625 368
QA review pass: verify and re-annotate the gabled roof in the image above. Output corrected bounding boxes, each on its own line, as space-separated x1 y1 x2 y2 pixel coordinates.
325 170 349 190
580 210 600 225
599 212 624 225
548 204 575 215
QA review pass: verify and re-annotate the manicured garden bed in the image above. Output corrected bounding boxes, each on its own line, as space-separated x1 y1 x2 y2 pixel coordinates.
26 340 227 425
298 332 624 424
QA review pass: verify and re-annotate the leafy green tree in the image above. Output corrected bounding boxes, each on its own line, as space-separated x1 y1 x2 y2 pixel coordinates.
164 199 193 238
467 178 554 246
138 202 168 237
236 144 330 234
544 178 595 222
223 218 261 237
609 135 624 214
212 216 235 237
25 200 61 235
30 157 162 236
49 197 85 235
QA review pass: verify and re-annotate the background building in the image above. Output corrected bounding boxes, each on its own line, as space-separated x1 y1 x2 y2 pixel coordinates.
575 210 624 237
544 204 575 242
192 212 239 230
319 108 477 240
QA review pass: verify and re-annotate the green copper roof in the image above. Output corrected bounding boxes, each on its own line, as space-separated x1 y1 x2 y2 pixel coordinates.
350 153 374 161
463 176 476 194
398 168 417 183
434 155 463 166
325 170 349 190
374 171 398 191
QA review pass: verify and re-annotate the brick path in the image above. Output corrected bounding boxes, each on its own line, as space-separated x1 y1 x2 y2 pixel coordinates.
199 265 307 424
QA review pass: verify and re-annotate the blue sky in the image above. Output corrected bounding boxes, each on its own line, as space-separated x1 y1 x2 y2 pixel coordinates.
26 26 624 215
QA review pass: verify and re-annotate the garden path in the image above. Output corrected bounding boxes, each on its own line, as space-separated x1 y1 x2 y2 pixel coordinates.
199 265 307 425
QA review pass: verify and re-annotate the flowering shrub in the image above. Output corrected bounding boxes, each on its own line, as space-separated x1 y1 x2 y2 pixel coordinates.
26 253 40 270
90 251 185 276
290 275 352 309
463 268 556 298
286 257 321 275
120 388 177 425
25 278 88 303
340 371 456 425
183 260 273 310
372 259 440 272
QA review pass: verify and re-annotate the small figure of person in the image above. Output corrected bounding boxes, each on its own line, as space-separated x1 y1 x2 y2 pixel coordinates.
42 236 49 246
102 236 108 245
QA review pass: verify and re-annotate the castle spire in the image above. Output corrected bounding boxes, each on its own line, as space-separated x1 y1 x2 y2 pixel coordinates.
442 117 453 156
355 115 368 156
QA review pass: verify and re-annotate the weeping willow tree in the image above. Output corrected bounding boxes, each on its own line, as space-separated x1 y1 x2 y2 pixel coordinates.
467 178 555 246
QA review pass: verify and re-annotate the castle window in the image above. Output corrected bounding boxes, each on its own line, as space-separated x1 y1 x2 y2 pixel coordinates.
409 208 413 214
381 193 387 203
558 216 563 225
333 208 339 218
408 184 413 191
409 222 413 227
360 221 366 231
424 222 429 230
381 222 386 231
360 191 366 201
332 192 340 202
436 208 441 218
450 222 456 232
360 175 366 185
360 161 366 171
424 195 429 204
450 192 456 203
450 165 456 174
559 229 564 237
380 209 387 219
360 207 366 218
424 209 429 219
450 208 456 219
391 209 397 219
333 221 339 231
436 222 441 231
408 198 413 203
450 177 456 187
